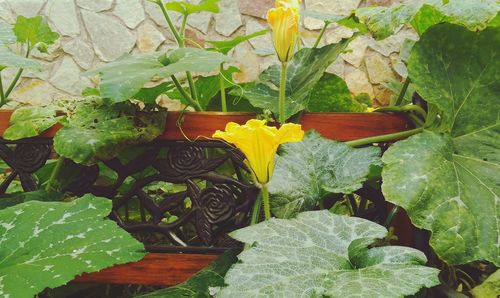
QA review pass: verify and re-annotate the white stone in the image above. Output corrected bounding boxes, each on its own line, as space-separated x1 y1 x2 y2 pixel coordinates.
326 58 345 78
188 12 211 34
31 39 63 62
366 28 418 57
81 10 136 62
63 39 94 70
137 22 165 53
304 0 362 30
77 0 113 12
7 0 46 18
145 0 182 29
22 60 52 80
365 52 395 84
246 19 271 51
215 0 242 37
341 36 368 67
114 0 145 29
9 79 67 105
232 43 260 83
325 25 354 44
46 0 80 37
0 0 14 23
345 68 374 98
50 56 90 94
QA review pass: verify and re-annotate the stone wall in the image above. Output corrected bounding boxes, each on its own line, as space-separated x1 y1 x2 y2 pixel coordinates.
0 0 415 108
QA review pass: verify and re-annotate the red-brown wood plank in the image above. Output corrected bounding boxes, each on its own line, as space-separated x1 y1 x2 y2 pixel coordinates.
0 110 411 142
74 253 219 286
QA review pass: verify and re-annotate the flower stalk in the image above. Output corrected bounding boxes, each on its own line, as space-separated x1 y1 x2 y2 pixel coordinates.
219 63 227 112
279 62 287 123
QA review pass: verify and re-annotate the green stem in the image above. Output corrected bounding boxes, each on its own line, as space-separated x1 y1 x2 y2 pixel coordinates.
186 72 199 101
279 62 287 124
313 22 329 48
376 104 427 120
0 71 6 106
5 45 31 98
219 63 227 112
261 184 271 220
345 127 424 148
384 206 400 228
180 15 188 39
155 0 183 46
46 157 65 193
170 75 202 111
394 77 411 106
244 192 263 250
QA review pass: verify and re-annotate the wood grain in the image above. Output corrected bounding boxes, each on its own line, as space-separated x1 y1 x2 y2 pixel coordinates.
0 110 411 142
74 253 218 286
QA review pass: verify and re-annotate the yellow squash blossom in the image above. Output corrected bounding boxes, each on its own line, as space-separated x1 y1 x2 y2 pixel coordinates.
213 119 304 184
267 5 300 62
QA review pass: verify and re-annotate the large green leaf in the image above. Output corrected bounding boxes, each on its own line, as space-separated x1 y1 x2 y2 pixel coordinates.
237 39 353 121
86 49 231 103
268 131 381 219
0 47 41 70
13 16 59 47
165 0 219 16
356 0 500 39
382 22 500 266
53 101 167 165
0 195 145 298
3 106 62 140
137 250 238 298
207 29 268 55
308 73 366 112
0 20 15 45
471 269 500 298
218 211 440 297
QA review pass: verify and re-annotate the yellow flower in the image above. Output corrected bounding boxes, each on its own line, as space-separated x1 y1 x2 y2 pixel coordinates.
267 5 300 62
213 119 304 184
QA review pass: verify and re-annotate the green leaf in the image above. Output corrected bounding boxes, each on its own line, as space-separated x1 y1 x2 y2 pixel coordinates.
13 16 59 48
268 131 381 219
132 82 175 104
53 101 167 165
308 73 366 112
165 0 220 16
0 20 15 45
356 0 500 39
471 269 500 298
0 194 145 298
239 38 353 121
218 211 440 298
137 250 238 298
207 29 269 55
0 47 41 70
382 24 500 266
86 49 231 103
3 106 61 140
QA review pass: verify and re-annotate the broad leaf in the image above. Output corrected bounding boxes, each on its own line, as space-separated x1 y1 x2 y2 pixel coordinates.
86 49 231 103
382 24 500 266
0 20 15 45
356 0 500 39
133 82 175 104
0 195 146 298
53 101 167 165
207 29 268 55
268 131 381 219
3 106 61 140
239 39 353 121
308 73 366 112
165 0 219 16
0 47 41 70
471 269 500 298
137 250 238 298
13 16 59 47
218 211 440 297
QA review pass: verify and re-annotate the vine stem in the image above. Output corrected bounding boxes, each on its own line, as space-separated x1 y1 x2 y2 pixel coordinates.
219 63 227 112
171 75 202 111
279 62 287 124
244 192 263 250
345 127 424 148
384 206 400 228
313 22 329 48
156 0 183 46
261 183 271 220
0 71 6 107
375 104 427 120
394 77 411 106
45 157 65 193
